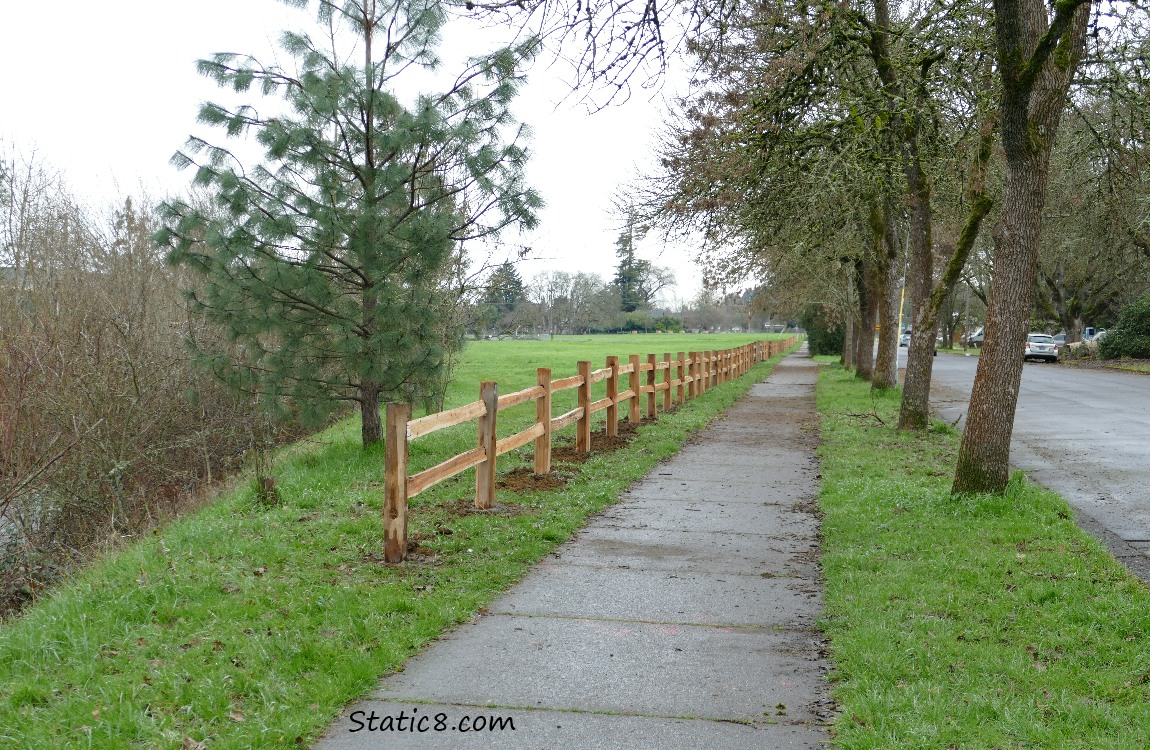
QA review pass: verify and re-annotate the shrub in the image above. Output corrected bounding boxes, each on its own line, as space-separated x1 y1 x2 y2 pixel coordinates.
1098 296 1150 359
1 181 296 617
800 304 846 356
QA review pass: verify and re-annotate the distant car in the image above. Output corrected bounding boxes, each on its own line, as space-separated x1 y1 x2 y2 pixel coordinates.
1090 329 1108 342
967 327 984 347
1053 333 1066 346
899 330 911 347
1024 333 1059 363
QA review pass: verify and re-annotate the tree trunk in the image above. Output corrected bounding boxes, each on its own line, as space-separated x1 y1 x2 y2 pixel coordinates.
854 259 877 380
953 0 1090 494
872 204 900 390
842 278 856 367
361 381 383 447
953 153 1047 491
900 104 996 429
898 143 937 425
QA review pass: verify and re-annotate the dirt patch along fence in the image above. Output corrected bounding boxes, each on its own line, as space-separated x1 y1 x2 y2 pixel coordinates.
383 337 799 561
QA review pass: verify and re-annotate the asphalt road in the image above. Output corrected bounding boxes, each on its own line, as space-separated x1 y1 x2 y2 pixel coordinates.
911 347 1150 579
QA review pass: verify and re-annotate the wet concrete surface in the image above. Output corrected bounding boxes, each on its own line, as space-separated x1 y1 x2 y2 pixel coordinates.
925 352 1150 582
314 350 832 749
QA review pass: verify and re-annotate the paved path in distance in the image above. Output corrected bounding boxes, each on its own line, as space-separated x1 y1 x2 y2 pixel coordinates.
315 350 832 750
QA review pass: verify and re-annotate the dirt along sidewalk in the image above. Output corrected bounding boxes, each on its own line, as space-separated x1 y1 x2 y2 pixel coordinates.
316 348 833 749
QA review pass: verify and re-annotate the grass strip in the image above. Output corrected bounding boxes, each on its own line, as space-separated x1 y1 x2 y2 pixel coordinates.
0 334 786 749
816 361 1150 749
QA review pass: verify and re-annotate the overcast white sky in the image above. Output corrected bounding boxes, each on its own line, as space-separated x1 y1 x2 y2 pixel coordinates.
0 0 705 303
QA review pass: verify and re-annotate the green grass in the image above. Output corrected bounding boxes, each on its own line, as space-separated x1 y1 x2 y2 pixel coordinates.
1111 361 1150 374
0 333 786 749
937 346 980 357
816 362 1150 749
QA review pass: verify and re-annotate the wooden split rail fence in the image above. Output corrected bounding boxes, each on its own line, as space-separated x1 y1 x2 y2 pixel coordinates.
383 336 799 561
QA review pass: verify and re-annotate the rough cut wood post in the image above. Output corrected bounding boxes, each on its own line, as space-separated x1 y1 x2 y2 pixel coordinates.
384 402 411 563
577 360 592 453
476 381 498 510
676 352 686 404
534 368 552 476
703 350 712 393
685 349 694 398
606 355 619 437
662 353 672 411
629 354 642 423
646 353 657 418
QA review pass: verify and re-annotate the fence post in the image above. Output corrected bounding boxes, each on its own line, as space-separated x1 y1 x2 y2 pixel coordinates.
476 381 498 510
384 402 410 564
534 368 552 475
646 353 657 418
629 354 642 423
577 360 592 453
676 352 686 404
662 353 672 411
703 350 712 393
688 351 699 399
606 355 619 437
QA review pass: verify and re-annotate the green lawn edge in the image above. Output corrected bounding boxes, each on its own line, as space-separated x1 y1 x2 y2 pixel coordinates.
0 334 794 749
815 360 1150 749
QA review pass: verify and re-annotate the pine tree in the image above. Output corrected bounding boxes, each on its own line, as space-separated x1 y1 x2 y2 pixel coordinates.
156 0 541 447
613 214 649 313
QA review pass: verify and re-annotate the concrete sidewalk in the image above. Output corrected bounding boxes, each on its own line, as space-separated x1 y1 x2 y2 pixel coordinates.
316 349 832 749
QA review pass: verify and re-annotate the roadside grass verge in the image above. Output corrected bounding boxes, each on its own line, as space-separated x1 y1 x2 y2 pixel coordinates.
937 346 979 357
816 362 1150 749
1110 361 1150 374
0 334 785 749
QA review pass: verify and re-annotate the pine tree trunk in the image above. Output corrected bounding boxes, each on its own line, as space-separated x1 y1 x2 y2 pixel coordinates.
361 381 383 447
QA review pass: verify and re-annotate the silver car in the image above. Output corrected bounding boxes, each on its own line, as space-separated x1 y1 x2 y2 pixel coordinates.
1024 333 1059 363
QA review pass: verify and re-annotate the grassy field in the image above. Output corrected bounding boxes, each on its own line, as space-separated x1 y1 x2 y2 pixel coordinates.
816 362 1150 748
0 333 785 750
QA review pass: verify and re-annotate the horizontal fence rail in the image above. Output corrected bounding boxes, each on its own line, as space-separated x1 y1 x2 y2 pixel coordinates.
383 337 799 561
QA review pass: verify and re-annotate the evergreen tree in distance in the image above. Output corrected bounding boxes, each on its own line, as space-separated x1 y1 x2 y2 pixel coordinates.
613 214 649 313
156 0 541 447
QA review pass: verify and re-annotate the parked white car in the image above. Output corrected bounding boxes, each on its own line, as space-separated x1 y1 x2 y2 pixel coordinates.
1024 333 1059 363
